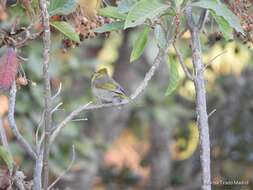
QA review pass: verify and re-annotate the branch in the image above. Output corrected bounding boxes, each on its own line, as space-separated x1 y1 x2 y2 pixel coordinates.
8 82 37 160
173 43 194 80
185 7 197 31
0 17 43 48
34 148 43 190
39 0 52 189
50 48 167 144
51 82 62 100
131 49 165 99
203 50 227 71
0 117 10 151
198 9 209 32
50 101 92 144
185 7 211 190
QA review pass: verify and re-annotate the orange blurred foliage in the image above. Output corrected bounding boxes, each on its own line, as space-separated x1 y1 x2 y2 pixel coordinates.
0 4 7 21
104 130 150 180
0 95 8 116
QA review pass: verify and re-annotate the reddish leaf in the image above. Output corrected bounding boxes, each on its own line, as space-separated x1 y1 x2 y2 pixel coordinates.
0 47 18 90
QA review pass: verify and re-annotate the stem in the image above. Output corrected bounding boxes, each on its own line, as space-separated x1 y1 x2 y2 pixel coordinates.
186 7 211 190
0 117 10 151
198 10 209 32
34 150 43 190
8 82 37 160
39 0 52 189
192 28 211 190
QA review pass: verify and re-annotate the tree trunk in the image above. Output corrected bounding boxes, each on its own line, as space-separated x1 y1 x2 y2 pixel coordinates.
149 118 171 190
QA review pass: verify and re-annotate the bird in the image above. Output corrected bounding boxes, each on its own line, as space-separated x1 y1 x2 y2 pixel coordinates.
91 68 130 104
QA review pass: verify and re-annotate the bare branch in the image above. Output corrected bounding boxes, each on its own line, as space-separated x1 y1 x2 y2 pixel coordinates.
51 102 63 114
48 145 76 190
185 7 197 31
198 10 209 32
51 82 62 100
0 117 10 151
8 82 37 160
34 149 43 190
131 49 165 99
39 0 52 188
186 7 211 190
203 50 227 71
208 109 216 118
35 111 44 151
50 102 92 143
173 43 194 80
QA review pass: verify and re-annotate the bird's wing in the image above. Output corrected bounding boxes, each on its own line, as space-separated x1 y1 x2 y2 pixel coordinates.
94 79 128 97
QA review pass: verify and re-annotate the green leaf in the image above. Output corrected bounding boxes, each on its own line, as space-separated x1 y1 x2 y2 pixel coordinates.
124 0 170 29
130 26 150 62
175 0 184 10
165 59 180 96
117 0 137 13
48 0 78 16
154 25 167 49
191 0 244 34
98 6 127 20
94 21 125 33
211 11 233 40
0 146 14 172
163 8 177 16
50 21 80 43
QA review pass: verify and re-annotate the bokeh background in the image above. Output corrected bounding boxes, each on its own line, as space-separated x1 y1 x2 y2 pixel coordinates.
0 1 253 190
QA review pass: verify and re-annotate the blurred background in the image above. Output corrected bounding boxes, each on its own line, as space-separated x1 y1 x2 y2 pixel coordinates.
0 1 253 190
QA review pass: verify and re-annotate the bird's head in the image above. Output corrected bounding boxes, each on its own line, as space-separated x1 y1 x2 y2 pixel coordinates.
91 68 108 82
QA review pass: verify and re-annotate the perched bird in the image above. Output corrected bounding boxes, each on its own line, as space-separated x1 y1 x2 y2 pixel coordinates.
91 68 130 104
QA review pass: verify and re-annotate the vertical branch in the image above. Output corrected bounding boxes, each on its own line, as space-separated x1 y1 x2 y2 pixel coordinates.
186 7 211 190
34 150 43 190
39 0 52 189
0 117 9 150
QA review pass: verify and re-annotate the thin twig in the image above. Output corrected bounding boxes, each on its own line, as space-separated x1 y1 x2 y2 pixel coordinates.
208 109 216 118
48 145 76 190
39 0 52 189
198 9 209 32
51 102 63 114
50 102 92 144
8 82 37 160
51 83 62 100
173 43 194 80
203 50 227 71
35 111 44 151
71 118 88 122
132 49 166 99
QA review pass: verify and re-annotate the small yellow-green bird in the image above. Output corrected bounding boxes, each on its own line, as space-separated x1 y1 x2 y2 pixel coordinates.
91 68 130 104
